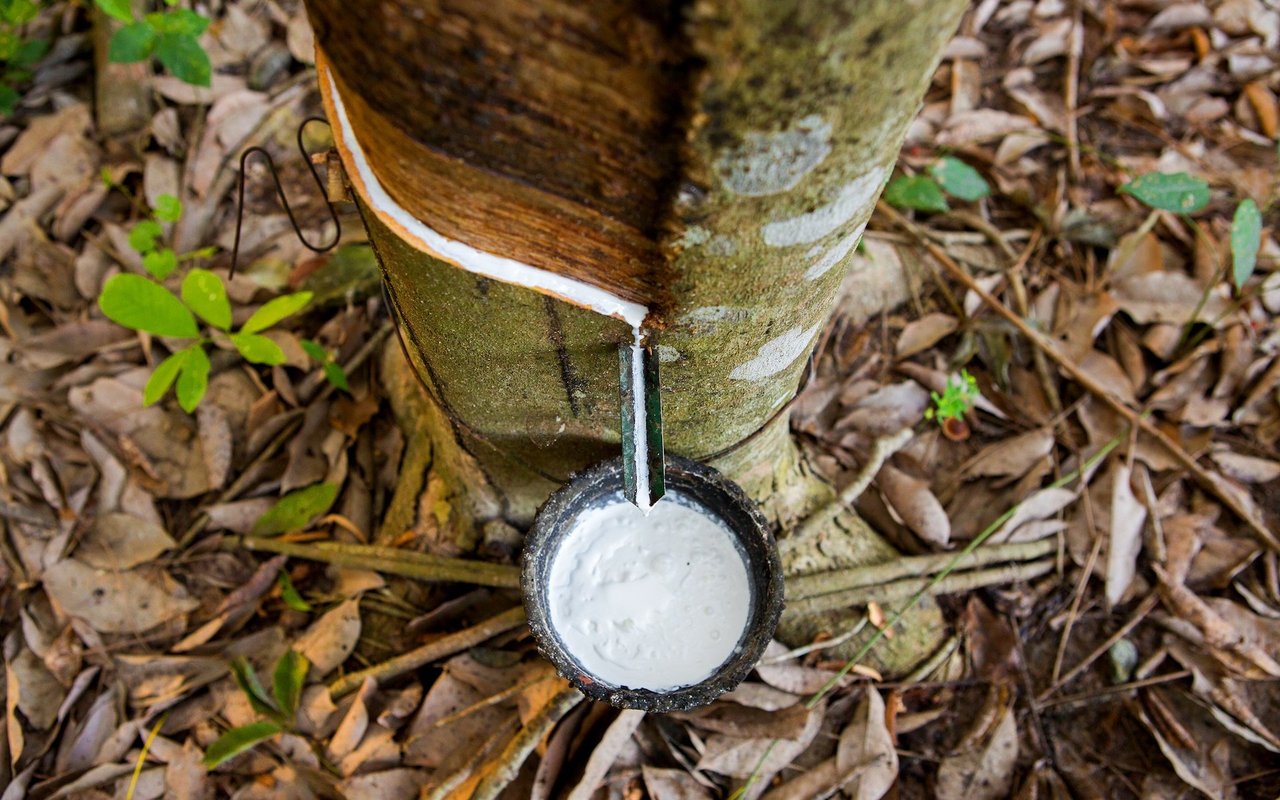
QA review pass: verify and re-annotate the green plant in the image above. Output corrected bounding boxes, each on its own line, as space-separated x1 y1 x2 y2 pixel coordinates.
203 650 309 769
252 482 338 537
97 193 313 412
301 339 350 392
884 155 991 213
95 0 211 87
1118 171 1268 352
1119 171 1210 214
0 0 49 115
925 369 979 424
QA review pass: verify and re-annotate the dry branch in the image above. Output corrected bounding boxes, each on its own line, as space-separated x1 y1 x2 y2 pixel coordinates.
233 536 520 588
328 605 527 697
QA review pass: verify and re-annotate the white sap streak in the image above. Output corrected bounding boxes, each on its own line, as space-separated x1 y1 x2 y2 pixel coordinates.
322 68 647 329
630 325 651 513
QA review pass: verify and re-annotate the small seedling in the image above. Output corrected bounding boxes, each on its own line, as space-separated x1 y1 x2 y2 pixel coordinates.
95 0 212 87
925 369 979 425
0 0 49 115
301 338 350 392
203 650 309 769
884 156 991 214
98 193 313 412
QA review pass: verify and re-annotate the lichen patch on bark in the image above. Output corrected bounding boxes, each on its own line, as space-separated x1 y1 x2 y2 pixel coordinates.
728 323 824 382
714 114 833 197
760 166 888 247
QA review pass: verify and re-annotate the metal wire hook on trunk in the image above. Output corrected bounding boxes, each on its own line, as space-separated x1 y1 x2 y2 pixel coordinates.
229 116 341 279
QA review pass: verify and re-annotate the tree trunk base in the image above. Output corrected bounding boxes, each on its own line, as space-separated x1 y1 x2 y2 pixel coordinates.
378 338 947 677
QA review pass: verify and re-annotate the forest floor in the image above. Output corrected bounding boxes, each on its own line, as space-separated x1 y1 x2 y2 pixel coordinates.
2 0 1279 798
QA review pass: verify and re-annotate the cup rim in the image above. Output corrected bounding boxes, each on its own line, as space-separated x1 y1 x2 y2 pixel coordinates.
521 455 783 712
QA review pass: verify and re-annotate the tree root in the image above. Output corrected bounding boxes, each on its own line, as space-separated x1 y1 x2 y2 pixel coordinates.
785 556 1055 615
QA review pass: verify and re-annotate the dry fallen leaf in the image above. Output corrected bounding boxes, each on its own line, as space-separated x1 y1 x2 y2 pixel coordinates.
897 313 959 358
74 513 176 571
935 703 1019 800
1107 463 1147 607
836 687 898 800
877 463 951 546
963 428 1054 482
42 559 198 634
294 598 362 677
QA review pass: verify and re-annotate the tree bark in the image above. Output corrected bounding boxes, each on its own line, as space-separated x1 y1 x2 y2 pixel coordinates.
306 0 967 673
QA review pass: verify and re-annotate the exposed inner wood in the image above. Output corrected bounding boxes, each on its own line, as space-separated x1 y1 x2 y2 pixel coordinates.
306 0 689 308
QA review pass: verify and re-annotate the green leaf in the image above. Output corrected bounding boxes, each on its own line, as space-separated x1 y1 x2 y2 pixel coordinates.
230 332 286 365
1230 198 1262 290
241 292 312 334
2 0 38 25
155 31 210 86
323 362 350 392
178 245 219 262
930 156 990 201
153 193 183 223
202 721 281 769
175 344 209 412
229 657 278 718
0 84 17 116
143 248 178 280
108 21 154 63
147 8 209 37
143 349 188 406
94 0 135 24
252 483 338 537
300 339 328 363
99 274 199 338
277 571 312 612
883 175 950 213
11 38 49 68
181 268 231 330
1119 172 1210 214
271 650 309 718
128 220 163 254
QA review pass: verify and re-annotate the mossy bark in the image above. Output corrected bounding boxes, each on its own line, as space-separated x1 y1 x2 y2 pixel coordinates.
314 0 967 675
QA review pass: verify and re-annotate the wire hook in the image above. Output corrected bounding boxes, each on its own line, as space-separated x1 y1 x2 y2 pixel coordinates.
229 116 342 279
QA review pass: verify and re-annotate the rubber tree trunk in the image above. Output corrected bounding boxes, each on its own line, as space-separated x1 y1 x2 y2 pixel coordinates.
306 0 966 673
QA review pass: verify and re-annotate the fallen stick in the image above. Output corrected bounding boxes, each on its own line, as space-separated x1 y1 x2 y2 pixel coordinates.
786 538 1055 600
782 557 1056 616
879 202 1280 554
471 687 583 800
329 605 527 697
233 536 520 588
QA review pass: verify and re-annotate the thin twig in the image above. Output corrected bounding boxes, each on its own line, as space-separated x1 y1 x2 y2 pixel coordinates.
1038 669 1191 709
902 634 962 683
1037 593 1159 703
793 427 913 540
329 606 527 697
471 687 583 800
232 536 520 588
880 201 1280 553
1051 519 1102 687
423 716 520 800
